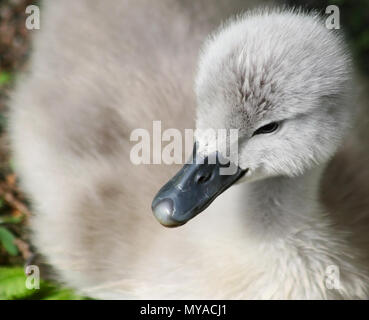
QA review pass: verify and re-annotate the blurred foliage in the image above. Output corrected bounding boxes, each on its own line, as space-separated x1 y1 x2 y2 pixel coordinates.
0 267 86 300
0 71 12 86
0 226 18 256
0 0 85 299
0 197 22 257
283 0 369 75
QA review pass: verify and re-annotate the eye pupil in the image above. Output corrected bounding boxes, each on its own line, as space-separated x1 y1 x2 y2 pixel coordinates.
253 122 279 136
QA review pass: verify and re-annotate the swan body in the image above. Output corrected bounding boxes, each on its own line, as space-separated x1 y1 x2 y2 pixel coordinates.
9 0 369 299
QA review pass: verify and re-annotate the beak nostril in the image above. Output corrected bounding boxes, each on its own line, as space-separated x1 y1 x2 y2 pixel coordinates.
196 172 212 184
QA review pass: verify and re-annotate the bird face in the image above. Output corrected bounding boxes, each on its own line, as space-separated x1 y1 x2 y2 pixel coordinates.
152 10 353 227
195 86 351 183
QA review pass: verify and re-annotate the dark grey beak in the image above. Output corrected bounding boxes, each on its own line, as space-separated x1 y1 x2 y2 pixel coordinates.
151 145 246 227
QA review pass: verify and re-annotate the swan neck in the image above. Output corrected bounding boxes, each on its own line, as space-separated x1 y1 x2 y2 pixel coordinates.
240 164 327 240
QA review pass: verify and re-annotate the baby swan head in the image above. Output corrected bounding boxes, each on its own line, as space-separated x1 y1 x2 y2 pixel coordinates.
152 9 353 227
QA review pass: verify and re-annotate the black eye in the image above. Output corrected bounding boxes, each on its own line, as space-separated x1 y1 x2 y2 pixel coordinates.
253 122 279 136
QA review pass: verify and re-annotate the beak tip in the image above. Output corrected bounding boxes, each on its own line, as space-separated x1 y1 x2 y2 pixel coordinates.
152 198 185 228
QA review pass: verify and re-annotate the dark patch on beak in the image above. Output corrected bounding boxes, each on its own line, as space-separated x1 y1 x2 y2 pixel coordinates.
151 144 246 227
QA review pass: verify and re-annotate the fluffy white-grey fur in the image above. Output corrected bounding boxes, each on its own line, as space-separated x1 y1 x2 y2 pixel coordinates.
8 0 369 299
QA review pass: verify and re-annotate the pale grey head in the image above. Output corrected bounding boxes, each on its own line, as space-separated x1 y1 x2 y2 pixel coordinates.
153 9 353 227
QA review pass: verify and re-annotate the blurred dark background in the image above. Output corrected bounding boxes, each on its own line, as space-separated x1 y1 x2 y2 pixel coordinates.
283 0 369 75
